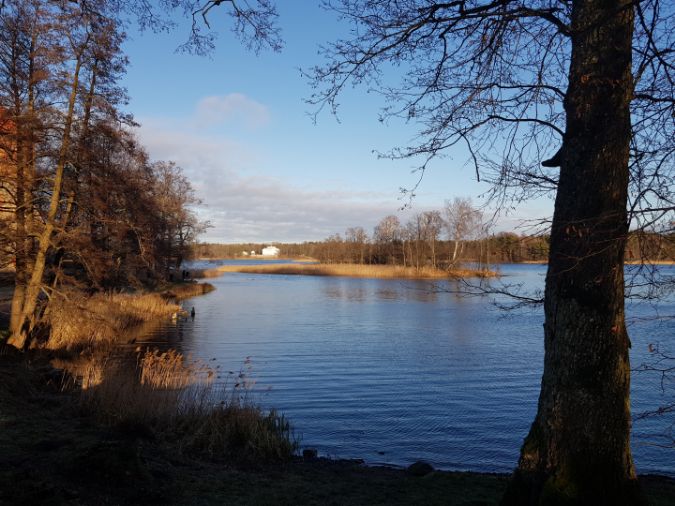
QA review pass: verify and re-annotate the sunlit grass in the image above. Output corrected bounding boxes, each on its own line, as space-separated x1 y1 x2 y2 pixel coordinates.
42 283 214 350
162 281 216 298
191 267 225 279
44 291 180 350
216 262 497 279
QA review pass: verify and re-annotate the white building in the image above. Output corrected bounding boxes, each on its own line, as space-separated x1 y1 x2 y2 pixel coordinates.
262 246 280 257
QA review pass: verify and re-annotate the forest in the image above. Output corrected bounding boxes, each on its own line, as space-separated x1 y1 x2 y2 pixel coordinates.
0 0 203 348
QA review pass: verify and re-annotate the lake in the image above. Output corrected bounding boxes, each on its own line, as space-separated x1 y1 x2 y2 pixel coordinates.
141 262 674 476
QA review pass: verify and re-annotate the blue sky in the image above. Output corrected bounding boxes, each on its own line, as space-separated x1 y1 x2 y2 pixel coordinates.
121 3 554 243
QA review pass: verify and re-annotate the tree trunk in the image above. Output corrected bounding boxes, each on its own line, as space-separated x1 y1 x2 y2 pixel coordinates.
9 128 27 336
9 27 37 337
8 54 84 349
430 238 436 269
502 1 644 504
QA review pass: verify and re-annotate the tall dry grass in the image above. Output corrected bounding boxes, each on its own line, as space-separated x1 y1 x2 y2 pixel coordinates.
190 267 224 279
216 262 497 280
44 291 180 350
77 348 297 462
161 282 216 299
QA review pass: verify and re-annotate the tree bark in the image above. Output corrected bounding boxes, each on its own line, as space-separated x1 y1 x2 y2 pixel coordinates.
8 53 84 349
9 26 37 337
502 1 644 504
452 238 460 264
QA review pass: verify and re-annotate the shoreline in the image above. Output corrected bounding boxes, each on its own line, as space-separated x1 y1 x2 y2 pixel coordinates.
2 281 674 504
0 350 673 505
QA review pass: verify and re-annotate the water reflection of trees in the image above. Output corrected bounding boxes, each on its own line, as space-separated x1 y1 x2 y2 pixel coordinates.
320 279 445 303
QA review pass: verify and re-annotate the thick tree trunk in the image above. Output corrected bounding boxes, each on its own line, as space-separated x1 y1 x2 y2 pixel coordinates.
502 1 644 504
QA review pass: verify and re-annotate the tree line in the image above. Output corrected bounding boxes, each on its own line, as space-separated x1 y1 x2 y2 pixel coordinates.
0 0 203 349
194 198 674 268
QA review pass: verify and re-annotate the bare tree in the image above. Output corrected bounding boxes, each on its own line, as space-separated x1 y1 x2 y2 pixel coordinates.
420 210 443 269
345 226 368 264
444 198 483 266
301 1 674 503
403 214 423 269
373 214 401 264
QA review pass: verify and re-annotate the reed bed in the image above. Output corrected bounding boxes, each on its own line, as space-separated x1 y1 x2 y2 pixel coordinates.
45 291 180 350
190 267 225 279
77 348 297 462
217 262 497 280
161 282 216 299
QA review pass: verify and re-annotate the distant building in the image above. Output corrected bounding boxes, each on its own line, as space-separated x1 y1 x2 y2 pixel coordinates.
241 251 249 256
250 250 256 256
262 246 280 257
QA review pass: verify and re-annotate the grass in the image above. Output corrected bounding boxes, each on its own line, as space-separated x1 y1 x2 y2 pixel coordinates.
75 348 298 463
0 349 674 505
161 281 216 299
191 267 226 279
38 282 214 351
43 291 181 350
216 262 497 280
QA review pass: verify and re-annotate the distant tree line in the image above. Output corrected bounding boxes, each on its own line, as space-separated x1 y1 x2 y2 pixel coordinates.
0 1 204 348
195 198 675 268
195 233 552 267
194 198 549 267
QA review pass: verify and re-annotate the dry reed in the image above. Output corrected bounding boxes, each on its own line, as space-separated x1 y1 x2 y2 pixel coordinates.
216 262 497 280
191 268 224 279
44 291 180 350
77 348 297 462
161 282 216 299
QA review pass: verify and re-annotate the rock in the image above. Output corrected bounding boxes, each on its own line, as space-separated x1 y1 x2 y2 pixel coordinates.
302 448 318 460
407 460 434 477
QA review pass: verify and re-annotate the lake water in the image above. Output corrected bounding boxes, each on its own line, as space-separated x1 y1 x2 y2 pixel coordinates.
142 261 674 476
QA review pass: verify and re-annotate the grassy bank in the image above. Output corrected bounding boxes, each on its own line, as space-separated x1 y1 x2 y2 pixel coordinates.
42 291 180 350
1 277 305 504
216 262 497 280
0 280 215 351
1 350 674 505
161 281 216 299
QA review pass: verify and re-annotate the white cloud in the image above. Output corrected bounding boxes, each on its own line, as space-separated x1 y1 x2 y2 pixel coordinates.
194 175 409 243
193 93 271 130
133 114 410 243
